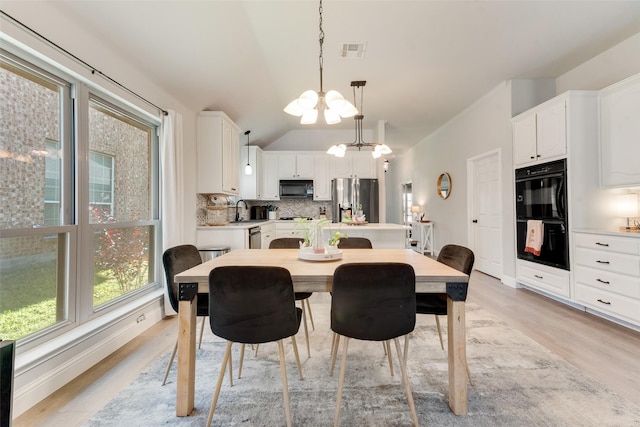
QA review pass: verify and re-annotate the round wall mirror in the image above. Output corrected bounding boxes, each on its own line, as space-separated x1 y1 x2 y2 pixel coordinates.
437 173 452 199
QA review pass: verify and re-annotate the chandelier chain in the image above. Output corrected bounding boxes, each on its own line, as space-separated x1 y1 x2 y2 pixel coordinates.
318 0 324 93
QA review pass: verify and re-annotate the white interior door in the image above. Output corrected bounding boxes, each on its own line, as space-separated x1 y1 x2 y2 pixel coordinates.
468 150 502 278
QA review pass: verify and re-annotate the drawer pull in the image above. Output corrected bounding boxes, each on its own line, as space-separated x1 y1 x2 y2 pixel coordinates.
595 242 609 247
596 299 611 305
596 260 610 264
596 278 610 285
534 274 543 279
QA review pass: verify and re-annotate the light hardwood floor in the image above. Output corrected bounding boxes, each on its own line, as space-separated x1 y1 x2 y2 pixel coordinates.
13 271 640 426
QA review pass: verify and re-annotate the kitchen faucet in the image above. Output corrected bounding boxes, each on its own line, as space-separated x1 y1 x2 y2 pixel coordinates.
235 199 247 222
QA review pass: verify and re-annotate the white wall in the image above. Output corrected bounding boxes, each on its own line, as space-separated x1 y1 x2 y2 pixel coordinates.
386 82 517 278
386 31 640 283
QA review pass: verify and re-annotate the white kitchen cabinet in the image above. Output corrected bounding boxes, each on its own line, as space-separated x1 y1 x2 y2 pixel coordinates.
197 228 248 250
278 153 314 179
261 152 280 201
599 73 640 188
239 145 263 200
513 97 567 166
313 154 331 201
332 151 376 178
573 231 640 327
197 111 240 195
260 222 276 248
275 222 304 239
516 260 571 299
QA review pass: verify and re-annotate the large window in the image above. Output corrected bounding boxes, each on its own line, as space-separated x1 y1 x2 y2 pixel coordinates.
0 48 161 344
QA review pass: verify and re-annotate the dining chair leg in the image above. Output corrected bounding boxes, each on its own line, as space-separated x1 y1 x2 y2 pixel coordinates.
394 337 419 427
382 341 387 355
305 298 315 331
329 333 341 376
206 341 232 427
228 343 234 387
403 334 410 366
198 316 206 349
254 343 260 357
238 343 246 379
161 339 178 386
334 336 350 427
300 300 311 358
435 315 444 350
277 339 293 427
290 335 304 380
386 340 394 376
330 332 336 358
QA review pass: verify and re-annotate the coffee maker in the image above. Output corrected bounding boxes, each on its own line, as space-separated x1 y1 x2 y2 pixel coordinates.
250 206 268 220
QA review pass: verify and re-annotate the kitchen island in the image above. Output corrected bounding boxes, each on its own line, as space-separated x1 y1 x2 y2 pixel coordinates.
197 221 410 249
322 222 409 248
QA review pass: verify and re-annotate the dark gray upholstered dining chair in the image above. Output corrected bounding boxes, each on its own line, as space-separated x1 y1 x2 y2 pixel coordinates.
336 237 373 249
268 237 314 358
415 243 474 384
330 263 419 427
206 266 303 427
161 244 208 386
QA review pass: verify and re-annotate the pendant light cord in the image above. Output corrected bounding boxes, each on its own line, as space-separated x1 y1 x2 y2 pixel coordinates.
1 10 168 116
318 0 324 94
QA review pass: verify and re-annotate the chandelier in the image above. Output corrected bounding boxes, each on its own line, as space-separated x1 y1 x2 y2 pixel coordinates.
327 81 393 158
283 0 357 124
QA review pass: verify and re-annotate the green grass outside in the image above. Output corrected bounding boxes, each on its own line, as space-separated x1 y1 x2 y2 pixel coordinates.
0 259 146 340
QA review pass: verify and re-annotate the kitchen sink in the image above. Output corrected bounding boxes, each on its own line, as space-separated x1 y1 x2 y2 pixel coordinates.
229 219 268 224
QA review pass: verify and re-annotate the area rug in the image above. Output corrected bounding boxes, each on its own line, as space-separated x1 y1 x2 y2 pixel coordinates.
85 296 640 426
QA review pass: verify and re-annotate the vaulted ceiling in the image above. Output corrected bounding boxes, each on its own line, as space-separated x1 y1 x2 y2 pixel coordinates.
4 1 640 155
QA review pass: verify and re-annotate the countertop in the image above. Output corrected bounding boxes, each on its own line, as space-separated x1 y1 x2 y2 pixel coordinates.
573 228 640 238
197 221 410 231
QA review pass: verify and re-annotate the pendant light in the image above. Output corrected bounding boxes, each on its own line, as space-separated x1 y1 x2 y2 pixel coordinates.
327 81 393 158
283 0 357 124
244 130 252 175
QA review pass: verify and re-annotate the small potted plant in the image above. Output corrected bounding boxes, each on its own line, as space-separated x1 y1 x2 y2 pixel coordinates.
327 231 347 253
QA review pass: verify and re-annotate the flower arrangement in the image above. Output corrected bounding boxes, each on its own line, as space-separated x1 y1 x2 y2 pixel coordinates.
328 231 347 247
295 218 347 252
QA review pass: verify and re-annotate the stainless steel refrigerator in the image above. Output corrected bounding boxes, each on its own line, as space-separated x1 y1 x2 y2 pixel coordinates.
331 178 379 223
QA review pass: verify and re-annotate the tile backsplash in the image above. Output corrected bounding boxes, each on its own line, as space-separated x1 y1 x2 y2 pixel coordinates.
197 194 332 225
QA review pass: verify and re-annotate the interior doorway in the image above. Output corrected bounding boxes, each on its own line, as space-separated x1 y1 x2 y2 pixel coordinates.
467 149 503 278
401 182 413 226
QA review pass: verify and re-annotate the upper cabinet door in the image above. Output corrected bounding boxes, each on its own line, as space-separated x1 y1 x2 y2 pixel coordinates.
512 97 566 167
536 98 566 160
295 153 315 178
513 113 538 165
196 111 240 195
599 73 640 188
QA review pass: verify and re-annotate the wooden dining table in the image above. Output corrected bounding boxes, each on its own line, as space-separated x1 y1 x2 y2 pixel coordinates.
173 248 470 417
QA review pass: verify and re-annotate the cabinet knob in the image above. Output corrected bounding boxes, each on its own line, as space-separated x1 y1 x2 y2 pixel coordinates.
472 219 478 223
596 299 611 305
534 274 543 279
596 260 610 264
596 278 610 285
595 242 609 247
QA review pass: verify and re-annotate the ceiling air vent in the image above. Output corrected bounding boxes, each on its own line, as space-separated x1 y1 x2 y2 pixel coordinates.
340 43 367 59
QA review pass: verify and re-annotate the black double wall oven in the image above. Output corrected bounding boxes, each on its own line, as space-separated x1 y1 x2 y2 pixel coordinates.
515 159 569 270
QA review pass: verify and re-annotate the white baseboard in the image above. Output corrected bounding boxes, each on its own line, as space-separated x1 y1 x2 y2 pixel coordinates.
500 274 518 288
12 291 164 418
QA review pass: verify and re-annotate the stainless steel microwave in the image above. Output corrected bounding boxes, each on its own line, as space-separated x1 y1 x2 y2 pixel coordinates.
279 180 314 199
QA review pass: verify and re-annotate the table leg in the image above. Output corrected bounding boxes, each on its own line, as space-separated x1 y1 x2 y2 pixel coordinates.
447 297 468 415
176 291 197 416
